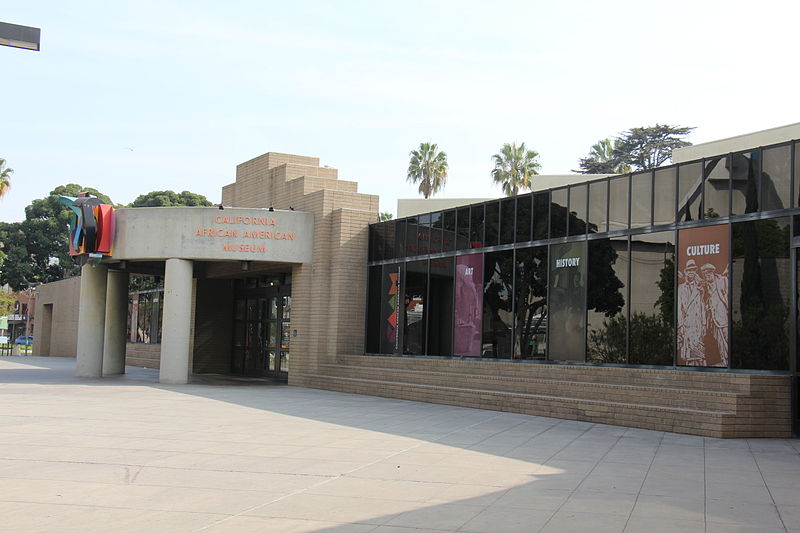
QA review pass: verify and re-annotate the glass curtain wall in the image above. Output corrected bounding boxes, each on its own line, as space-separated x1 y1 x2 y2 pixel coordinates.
514 246 548 359
482 250 514 358
403 260 428 355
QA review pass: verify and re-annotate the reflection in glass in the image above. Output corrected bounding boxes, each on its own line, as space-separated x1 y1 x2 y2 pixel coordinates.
485 201 500 246
731 218 791 370
568 184 588 236
470 205 485 248
630 171 652 229
369 225 383 261
457 207 471 250
442 210 456 252
588 179 608 234
550 188 568 238
548 241 586 361
608 176 629 231
533 192 549 240
653 168 676 226
403 260 428 355
514 247 547 359
482 250 513 358
394 219 407 259
678 162 703 221
795 143 800 208
429 212 443 254
586 238 628 363
282 296 291 320
761 145 791 212
629 232 675 365
427 257 454 356
516 195 532 242
500 198 516 244
703 156 730 218
730 151 758 215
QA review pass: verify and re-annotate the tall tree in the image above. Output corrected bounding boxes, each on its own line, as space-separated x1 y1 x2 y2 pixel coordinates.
407 143 448 199
130 190 212 207
613 124 694 170
491 142 541 196
0 158 12 198
379 212 393 222
575 138 632 174
0 184 112 290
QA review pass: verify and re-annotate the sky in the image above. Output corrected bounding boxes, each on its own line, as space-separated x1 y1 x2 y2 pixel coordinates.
2 0 799 222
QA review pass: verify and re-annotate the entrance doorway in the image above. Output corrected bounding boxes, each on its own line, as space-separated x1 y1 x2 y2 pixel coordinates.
231 275 291 381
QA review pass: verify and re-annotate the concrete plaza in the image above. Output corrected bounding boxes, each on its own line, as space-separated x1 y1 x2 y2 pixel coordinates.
0 357 798 533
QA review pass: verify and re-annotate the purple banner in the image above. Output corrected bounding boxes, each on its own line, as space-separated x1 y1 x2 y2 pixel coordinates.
454 253 483 356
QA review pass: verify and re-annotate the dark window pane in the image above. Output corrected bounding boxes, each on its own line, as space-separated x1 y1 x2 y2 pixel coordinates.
678 162 703 222
629 231 675 365
515 195 532 242
428 257 454 356
405 217 422 256
609 176 629 231
380 263 402 354
732 218 791 370
470 204 485 248
630 171 652 229
568 183 588 236
795 142 800 208
704 156 730 218
429 212 443 254
761 145 791 212
457 207 471 250
653 167 676 226
586 237 628 363
485 202 500 246
417 214 431 255
442 210 456 252
394 219 406 259
548 241 586 361
550 188 568 238
403 260 427 355
588 180 608 234
366 265 383 353
500 198 516 244
482 250 513 358
513 246 547 360
730 151 759 215
533 192 549 240
383 221 396 260
368 225 379 262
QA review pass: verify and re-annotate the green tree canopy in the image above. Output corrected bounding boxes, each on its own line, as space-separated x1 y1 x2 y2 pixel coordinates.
0 184 113 290
575 138 632 174
613 124 694 170
130 190 212 207
491 142 540 196
379 212 393 222
0 158 12 199
407 143 448 199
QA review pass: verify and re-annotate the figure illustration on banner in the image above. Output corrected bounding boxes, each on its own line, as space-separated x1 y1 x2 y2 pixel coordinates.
677 257 729 367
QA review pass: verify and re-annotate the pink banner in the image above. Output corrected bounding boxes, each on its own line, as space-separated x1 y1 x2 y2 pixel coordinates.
454 254 483 356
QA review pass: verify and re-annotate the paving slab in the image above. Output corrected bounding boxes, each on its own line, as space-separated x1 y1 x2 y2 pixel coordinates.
0 356 798 533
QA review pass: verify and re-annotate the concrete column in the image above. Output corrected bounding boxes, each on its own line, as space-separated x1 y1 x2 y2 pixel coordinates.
75 263 108 378
102 270 129 375
160 258 193 384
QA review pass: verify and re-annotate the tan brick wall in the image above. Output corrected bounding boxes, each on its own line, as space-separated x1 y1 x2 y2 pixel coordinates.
33 276 81 357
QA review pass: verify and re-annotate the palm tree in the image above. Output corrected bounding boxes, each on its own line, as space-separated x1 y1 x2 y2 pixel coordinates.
491 143 541 196
407 143 448 199
0 159 12 199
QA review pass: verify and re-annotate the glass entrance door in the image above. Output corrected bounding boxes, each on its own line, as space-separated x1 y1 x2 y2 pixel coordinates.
232 277 291 381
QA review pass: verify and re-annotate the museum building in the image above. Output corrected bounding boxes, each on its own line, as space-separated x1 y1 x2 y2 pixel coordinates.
35 125 800 438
